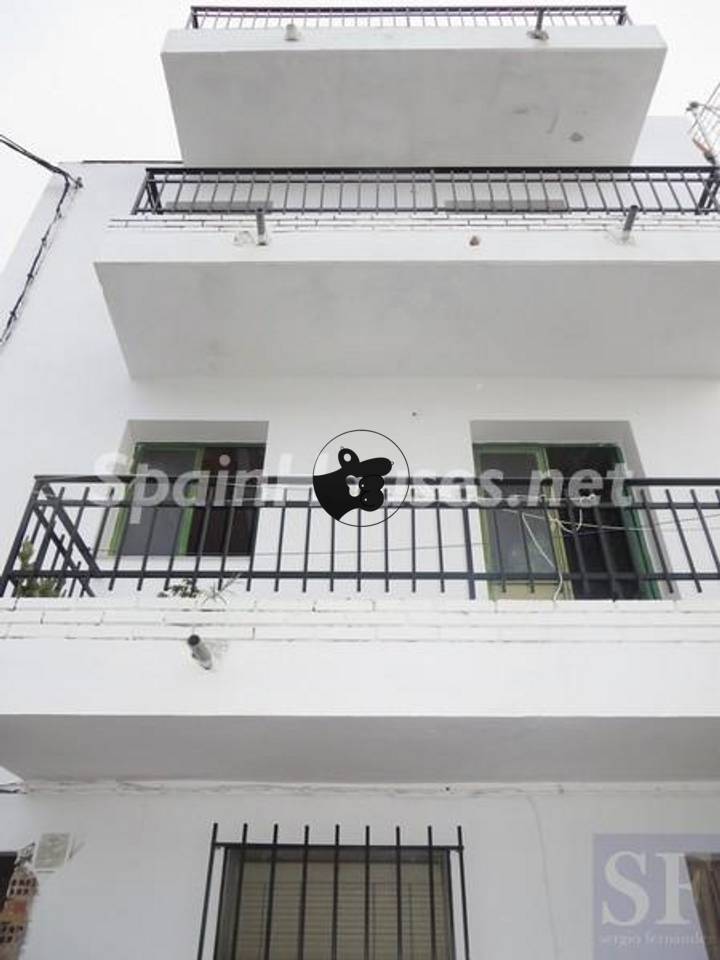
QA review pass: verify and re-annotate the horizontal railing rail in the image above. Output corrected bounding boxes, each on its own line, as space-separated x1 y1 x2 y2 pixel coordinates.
3 475 720 600
132 167 720 218
187 5 631 29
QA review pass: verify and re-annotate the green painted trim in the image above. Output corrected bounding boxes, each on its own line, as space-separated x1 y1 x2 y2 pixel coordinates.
474 443 572 600
108 442 266 558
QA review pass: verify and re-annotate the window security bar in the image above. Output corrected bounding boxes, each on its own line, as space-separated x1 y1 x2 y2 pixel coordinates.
4 476 720 600
132 167 720 218
187 5 630 29
197 824 471 960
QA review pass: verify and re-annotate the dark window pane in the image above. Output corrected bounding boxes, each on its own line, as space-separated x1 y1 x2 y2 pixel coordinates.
187 446 265 557
121 447 198 556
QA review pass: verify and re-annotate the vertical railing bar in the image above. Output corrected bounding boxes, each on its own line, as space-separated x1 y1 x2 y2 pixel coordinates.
137 494 160 592
192 480 214 591
364 825 371 960
427 826 438 960
329 517 336 593
331 824 341 960
109 480 134 591
639 487 673 595
384 504 390 592
90 486 114 563
244 479 261 593
489 503 506 595
410 485 417 593
218 488 236 592
644 169 664 212
666 488 701 592
196 822 219 960
297 825 310 960
457 825 471 960
211 845 230 960
673 169 694 212
591 500 620 598
565 496 591 597
263 824 279 960
434 487 445 593
461 483 476 600
164 502 185 593
517 497 536 594
274 488 288 592
229 823 249 960
590 169 609 213
302 486 313 592
395 826 403 960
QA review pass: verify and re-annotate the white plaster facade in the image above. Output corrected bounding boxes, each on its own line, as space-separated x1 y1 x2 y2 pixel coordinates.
1 8 720 960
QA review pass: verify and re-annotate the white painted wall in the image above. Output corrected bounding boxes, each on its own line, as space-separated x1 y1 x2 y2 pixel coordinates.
1 165 720 548
1 782 719 960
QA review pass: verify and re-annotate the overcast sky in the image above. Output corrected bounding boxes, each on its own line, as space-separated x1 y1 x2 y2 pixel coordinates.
0 0 718 270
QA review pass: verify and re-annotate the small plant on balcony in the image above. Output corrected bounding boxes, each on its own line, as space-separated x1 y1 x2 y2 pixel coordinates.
15 540 64 598
158 577 201 599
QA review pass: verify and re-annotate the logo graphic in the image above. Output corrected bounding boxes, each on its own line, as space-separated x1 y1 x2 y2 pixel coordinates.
312 430 409 526
594 834 720 960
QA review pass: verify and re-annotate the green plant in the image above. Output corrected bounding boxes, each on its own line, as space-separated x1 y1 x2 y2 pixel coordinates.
16 540 64 598
158 578 200 599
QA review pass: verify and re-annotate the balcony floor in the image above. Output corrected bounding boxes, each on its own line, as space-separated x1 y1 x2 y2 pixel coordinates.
162 25 665 166
96 226 720 377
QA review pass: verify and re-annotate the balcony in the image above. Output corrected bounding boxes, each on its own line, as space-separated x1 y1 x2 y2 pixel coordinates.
3 473 720 602
162 5 665 166
3 474 720 781
95 165 720 378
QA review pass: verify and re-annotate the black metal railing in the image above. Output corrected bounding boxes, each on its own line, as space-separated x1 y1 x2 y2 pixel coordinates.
3 475 720 600
132 167 720 219
197 824 471 960
187 5 630 29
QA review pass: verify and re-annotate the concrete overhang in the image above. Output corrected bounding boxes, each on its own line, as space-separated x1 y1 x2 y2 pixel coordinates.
4 716 720 782
95 226 720 378
161 25 666 166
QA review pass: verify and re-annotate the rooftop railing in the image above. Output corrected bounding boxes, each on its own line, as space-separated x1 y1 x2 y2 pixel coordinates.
187 5 631 29
3 475 720 601
132 167 720 220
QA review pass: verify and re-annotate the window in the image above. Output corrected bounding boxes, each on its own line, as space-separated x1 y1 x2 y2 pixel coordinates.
474 443 655 600
115 443 265 557
204 828 465 960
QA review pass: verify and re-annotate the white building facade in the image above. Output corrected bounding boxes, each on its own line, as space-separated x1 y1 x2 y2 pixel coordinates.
1 6 720 960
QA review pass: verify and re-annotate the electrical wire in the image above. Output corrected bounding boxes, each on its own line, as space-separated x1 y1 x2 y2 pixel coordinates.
0 134 83 348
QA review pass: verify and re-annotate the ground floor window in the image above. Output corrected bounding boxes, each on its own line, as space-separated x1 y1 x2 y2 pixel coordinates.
204 827 464 960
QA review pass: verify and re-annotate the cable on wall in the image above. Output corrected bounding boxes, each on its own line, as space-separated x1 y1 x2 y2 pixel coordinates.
0 134 83 349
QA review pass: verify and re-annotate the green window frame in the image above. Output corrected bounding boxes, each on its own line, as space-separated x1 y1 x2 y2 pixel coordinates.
110 442 265 558
474 442 658 600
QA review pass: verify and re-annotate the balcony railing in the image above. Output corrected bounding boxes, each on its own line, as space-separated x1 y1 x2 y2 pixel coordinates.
3 475 720 601
187 5 631 29
132 167 720 220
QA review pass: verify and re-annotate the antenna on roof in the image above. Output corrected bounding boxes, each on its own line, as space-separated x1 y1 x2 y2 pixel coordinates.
687 82 720 167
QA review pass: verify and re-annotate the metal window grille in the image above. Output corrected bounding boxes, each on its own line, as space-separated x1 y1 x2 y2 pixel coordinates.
132 167 720 219
198 825 471 960
187 5 630 29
